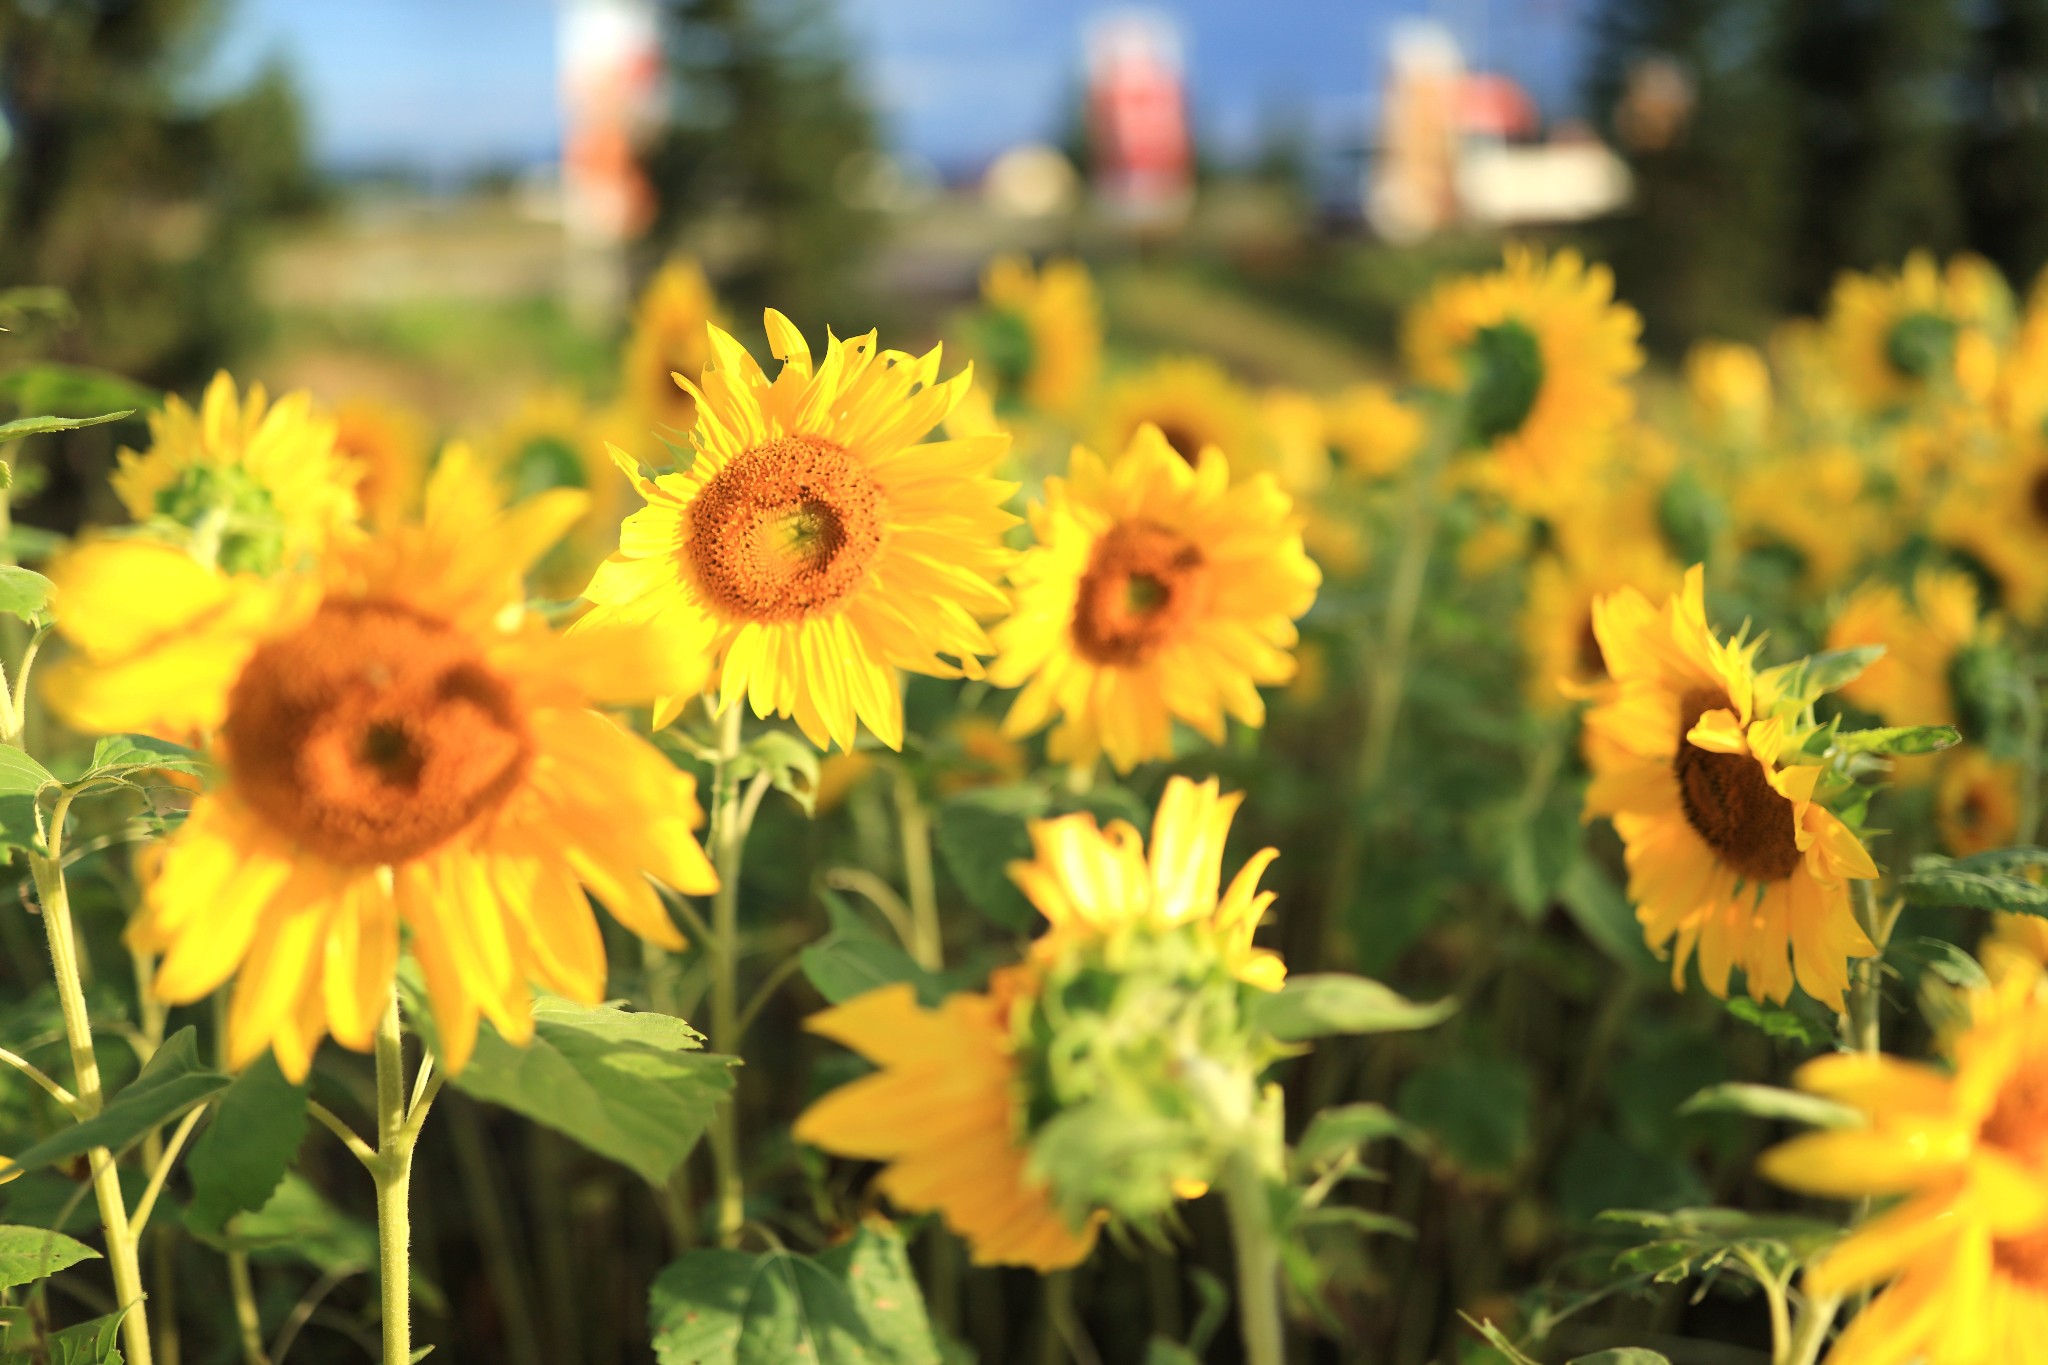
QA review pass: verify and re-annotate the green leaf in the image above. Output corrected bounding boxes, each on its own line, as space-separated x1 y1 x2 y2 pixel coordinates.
1678 1083 1862 1129
0 411 133 443
801 890 935 1007
1397 1055 1533 1180
731 729 821 816
0 567 52 622
815 1223 941 1365
183 1055 308 1237
933 783 1150 931
1 1307 131 1365
216 1172 446 1314
1462 1316 1543 1365
0 746 55 797
1764 645 1884 704
1599 1207 1841 1285
1293 1102 1418 1174
1832 725 1960 756
1251 974 1455 1041
421 993 735 1185
1899 850 2048 914
0 364 155 421
648 1247 880 1365
1569 1353 1672 1365
10 1028 228 1170
1294 1205 1415 1240
0 1225 99 1290
82 734 209 789
1557 859 1659 974
1724 997 1834 1049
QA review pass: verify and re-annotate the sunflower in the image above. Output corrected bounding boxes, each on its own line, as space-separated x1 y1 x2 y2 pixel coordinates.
1732 444 1894 593
1008 774 1286 990
41 452 718 1078
977 255 1101 415
621 258 722 436
1684 339 1772 442
1759 963 2048 1365
331 398 432 529
1827 567 1984 730
1325 381 1425 481
1519 538 1681 711
1937 748 2024 857
573 312 1017 749
795 967 1098 1271
1934 437 2048 623
987 426 1321 773
483 390 635 598
1582 567 1880 1007
1823 251 2015 416
1094 358 1271 479
112 371 358 574
1403 245 1642 513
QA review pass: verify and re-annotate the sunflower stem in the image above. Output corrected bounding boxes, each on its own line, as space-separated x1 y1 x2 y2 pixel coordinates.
1220 1143 1286 1365
707 700 749 1245
892 768 943 972
28 805 155 1365
1847 881 1886 1057
371 989 419 1365
1781 1290 1842 1365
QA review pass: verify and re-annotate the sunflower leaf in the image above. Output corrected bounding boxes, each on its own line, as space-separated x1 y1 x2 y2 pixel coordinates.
0 747 55 797
815 1223 941 1364
801 888 940 1006
9 1027 227 1170
0 1306 132 1364
416 993 736 1186
648 1246 884 1365
731 728 820 816
1898 852 2048 914
1677 1083 1862 1129
182 1054 308 1237
83 734 209 789
0 1225 99 1290
0 567 51 623
1251 974 1456 1041
0 411 133 443
1569 1352 1673 1365
1831 725 1960 756
1764 645 1885 705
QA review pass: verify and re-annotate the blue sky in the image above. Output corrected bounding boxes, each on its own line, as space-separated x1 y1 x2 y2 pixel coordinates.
208 0 1594 175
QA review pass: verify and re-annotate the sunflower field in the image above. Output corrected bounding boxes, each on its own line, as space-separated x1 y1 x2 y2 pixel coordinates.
0 235 2042 1365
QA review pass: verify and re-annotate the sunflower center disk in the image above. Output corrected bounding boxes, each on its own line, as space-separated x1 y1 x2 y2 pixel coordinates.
223 599 533 866
1071 519 1206 667
687 436 885 623
1986 1065 2048 1288
1670 687 1802 884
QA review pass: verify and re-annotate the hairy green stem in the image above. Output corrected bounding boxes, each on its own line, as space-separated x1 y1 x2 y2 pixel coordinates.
369 991 442 1364
29 794 154 1365
1220 1147 1285 1365
1781 1291 1842 1365
892 769 943 972
706 701 748 1245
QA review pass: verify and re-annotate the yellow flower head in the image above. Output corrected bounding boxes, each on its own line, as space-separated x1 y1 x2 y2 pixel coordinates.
113 372 359 574
332 398 432 530
1403 245 1643 513
1008 774 1286 990
622 258 723 435
987 427 1321 773
1827 567 1985 731
1761 964 2048 1365
796 966 1098 1271
1934 437 2048 624
1095 357 1272 479
575 312 1017 750
1732 443 1894 593
1519 538 1682 711
1824 251 2014 415
1685 339 1772 441
1582 567 1880 1008
484 390 635 599
1325 381 1425 481
978 255 1102 415
1939 748 2025 858
42 452 718 1078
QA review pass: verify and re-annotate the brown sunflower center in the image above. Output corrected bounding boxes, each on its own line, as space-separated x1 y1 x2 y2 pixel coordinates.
222 599 533 866
1575 610 1607 680
1153 424 1204 466
1071 519 1206 667
1994 1227 2048 1289
686 435 885 623
1670 687 1802 883
1982 1060 2048 1166
2029 469 2048 529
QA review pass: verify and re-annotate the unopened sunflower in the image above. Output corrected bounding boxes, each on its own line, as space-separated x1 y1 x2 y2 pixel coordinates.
43 452 718 1078
1760 963 2048 1365
575 312 1016 749
797 775 1287 1268
977 255 1101 415
1404 245 1642 513
1582 568 1879 1007
988 426 1320 773
621 258 722 436
113 371 359 574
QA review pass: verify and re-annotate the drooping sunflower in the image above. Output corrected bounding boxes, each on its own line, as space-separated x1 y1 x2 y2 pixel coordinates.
113 371 359 574
1827 567 1985 730
574 312 1017 749
42 452 718 1078
483 390 635 598
977 255 1101 415
1937 747 2024 857
1519 538 1681 711
987 426 1321 773
1759 963 2048 1365
1823 251 2015 415
1094 357 1272 479
1935 437 2048 624
621 258 723 436
1582 567 1880 1007
794 775 1287 1270
1403 245 1642 513
331 397 432 529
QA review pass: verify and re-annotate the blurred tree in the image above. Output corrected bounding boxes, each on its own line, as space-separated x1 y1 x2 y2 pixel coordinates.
0 2 316 388
1585 0 1798 352
1959 0 2048 291
645 0 881 332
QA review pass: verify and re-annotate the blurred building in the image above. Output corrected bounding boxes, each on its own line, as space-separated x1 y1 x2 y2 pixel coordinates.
1085 10 1193 230
1366 19 1631 241
560 0 663 320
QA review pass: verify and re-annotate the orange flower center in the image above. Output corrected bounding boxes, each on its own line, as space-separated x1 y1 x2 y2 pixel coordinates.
1671 687 1802 883
223 599 532 866
1986 1061 2048 1288
1071 519 1206 667
686 436 885 623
